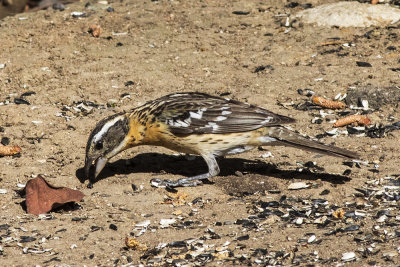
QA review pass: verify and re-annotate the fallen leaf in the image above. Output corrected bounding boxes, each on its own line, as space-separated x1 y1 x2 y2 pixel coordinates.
333 208 345 219
125 237 147 250
24 176 84 215
88 24 102 37
172 209 183 215
161 191 188 206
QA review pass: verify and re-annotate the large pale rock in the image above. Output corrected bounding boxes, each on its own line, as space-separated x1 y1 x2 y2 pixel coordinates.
296 2 400 27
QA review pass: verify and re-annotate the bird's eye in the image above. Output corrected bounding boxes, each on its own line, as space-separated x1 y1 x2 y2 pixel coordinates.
95 141 103 150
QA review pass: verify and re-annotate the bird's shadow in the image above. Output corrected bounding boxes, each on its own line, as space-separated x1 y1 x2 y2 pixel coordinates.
76 153 351 186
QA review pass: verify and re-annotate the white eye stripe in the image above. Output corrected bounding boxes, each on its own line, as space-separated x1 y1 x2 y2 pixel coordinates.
93 115 125 143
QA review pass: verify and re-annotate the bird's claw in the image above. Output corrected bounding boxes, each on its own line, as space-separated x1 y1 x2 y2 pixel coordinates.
150 178 203 188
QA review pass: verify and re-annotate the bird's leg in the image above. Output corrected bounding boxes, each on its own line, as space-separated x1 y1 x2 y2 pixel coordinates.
150 154 220 188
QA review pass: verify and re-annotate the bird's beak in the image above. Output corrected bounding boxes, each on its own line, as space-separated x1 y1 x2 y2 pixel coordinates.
84 156 108 181
94 157 108 178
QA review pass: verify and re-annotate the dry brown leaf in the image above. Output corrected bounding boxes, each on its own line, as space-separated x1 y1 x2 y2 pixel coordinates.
89 24 102 37
0 145 21 156
125 237 147 250
24 176 84 215
172 209 183 215
162 191 188 206
333 208 345 219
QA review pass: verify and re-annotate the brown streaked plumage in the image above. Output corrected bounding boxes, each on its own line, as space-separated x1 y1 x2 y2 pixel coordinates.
84 92 359 188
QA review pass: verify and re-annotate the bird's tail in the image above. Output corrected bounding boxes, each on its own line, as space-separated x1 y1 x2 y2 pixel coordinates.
264 127 359 159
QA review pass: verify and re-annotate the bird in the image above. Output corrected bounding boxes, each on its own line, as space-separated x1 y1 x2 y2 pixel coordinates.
84 92 358 188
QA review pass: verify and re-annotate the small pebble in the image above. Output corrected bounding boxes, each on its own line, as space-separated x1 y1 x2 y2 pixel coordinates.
1 137 10 146
53 2 65 11
0 189 7 194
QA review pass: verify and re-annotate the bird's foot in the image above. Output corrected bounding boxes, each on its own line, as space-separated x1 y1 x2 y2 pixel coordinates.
150 178 203 188
87 182 94 189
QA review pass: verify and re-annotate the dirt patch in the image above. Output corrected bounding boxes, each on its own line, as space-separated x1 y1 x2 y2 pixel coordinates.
0 0 399 265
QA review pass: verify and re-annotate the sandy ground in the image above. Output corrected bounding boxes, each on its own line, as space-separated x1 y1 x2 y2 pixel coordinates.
1 0 400 266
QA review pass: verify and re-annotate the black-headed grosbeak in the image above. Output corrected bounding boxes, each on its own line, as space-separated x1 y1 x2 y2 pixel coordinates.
84 92 358 188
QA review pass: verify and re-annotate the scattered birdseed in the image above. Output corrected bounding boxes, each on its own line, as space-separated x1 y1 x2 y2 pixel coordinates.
160 218 176 228
341 252 356 262
288 182 309 190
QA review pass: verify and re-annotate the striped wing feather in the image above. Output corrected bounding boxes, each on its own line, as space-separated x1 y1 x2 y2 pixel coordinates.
154 92 295 134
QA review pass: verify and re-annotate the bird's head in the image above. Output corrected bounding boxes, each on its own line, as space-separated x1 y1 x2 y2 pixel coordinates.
84 113 130 182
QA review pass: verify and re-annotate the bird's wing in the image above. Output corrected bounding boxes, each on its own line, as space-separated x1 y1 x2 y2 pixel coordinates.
152 92 295 134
